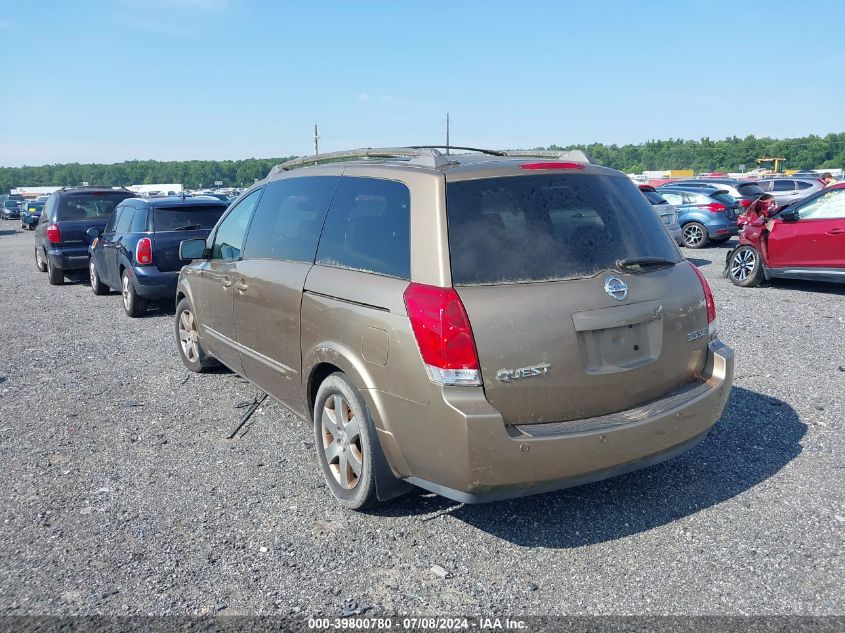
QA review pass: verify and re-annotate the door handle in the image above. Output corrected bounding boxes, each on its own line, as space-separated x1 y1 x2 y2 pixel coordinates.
826 228 845 235
221 275 233 288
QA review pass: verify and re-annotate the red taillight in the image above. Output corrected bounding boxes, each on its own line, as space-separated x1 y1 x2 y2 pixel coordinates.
403 282 481 386
687 261 717 338
135 237 153 265
739 199 753 208
520 161 585 170
703 202 726 213
46 224 61 244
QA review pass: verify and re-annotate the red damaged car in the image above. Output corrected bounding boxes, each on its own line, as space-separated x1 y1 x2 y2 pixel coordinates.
726 183 845 286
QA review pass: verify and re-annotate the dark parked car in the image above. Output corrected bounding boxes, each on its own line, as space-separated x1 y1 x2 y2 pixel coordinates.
88 195 228 316
34 187 135 285
638 185 683 245
657 186 740 248
755 177 824 209
2 199 21 220
666 179 765 211
20 200 45 230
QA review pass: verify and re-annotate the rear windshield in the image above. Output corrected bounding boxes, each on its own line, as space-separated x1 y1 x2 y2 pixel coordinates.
153 205 226 231
57 193 132 221
711 192 737 205
446 174 681 286
3 200 19 208
736 183 764 196
643 190 667 205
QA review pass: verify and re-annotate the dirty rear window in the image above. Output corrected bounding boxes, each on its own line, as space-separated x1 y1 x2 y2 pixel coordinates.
446 174 681 285
56 193 132 221
153 205 226 231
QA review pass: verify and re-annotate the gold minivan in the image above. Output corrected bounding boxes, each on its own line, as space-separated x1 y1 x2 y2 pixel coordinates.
175 148 734 509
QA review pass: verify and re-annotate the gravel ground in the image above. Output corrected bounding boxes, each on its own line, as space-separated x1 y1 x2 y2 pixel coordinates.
0 223 842 617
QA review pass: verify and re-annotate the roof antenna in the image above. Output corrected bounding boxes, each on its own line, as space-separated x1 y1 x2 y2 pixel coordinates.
445 112 450 155
313 124 320 156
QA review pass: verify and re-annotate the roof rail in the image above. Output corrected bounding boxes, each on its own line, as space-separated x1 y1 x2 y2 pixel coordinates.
268 146 592 177
59 185 132 191
270 147 458 175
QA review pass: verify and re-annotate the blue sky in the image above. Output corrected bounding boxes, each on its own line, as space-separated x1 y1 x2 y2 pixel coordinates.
1 0 843 166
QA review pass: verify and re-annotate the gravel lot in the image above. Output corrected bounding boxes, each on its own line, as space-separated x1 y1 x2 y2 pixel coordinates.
0 222 843 617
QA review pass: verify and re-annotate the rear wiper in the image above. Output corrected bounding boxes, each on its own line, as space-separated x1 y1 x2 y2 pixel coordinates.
171 224 202 231
615 256 676 272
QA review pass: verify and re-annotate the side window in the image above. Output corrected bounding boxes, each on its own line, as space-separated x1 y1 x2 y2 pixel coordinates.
104 205 123 233
756 180 771 192
115 206 134 233
130 208 148 232
242 176 339 262
315 177 411 279
773 180 795 192
796 181 813 190
211 188 263 261
797 189 845 220
684 192 700 204
660 192 682 205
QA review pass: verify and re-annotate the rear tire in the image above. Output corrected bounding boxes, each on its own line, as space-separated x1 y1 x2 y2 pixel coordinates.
175 298 217 372
727 245 764 287
314 373 385 510
35 248 47 273
682 222 709 249
121 270 147 317
47 257 64 285
89 259 109 295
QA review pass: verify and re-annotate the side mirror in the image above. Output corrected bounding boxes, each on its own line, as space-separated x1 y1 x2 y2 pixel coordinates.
86 227 101 239
779 206 800 222
179 238 208 260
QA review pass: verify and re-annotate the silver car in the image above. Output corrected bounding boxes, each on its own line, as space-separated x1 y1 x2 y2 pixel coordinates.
755 177 824 208
640 185 683 245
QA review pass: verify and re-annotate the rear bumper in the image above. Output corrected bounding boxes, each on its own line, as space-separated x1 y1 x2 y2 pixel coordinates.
369 339 734 503
45 248 88 271
130 267 179 299
3 210 21 219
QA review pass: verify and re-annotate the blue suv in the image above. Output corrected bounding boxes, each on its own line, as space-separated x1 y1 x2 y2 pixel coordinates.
88 195 228 316
656 186 741 248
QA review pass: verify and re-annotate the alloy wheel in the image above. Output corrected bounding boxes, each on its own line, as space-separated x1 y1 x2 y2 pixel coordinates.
178 309 200 363
731 248 756 281
321 394 363 490
683 224 705 247
122 275 131 312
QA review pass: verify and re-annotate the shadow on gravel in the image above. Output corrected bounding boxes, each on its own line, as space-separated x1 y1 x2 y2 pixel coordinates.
386 387 805 546
0 229 18 236
685 257 712 268
766 279 845 297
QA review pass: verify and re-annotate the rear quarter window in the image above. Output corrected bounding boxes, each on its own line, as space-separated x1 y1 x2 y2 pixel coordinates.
315 177 410 279
446 174 680 286
643 190 667 205
737 183 764 196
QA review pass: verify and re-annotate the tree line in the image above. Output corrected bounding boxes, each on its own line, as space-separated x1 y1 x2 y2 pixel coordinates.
548 133 845 174
0 157 293 193
2 133 845 192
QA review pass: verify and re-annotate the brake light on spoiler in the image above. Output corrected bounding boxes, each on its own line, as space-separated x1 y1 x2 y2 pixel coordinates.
520 162 585 170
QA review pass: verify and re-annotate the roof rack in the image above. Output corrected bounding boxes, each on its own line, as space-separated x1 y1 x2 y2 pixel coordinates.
269 146 592 176
59 185 132 191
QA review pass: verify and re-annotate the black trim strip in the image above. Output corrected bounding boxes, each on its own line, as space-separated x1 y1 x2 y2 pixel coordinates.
303 289 390 312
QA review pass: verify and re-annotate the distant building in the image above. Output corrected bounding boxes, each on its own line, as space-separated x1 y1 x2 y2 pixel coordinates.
11 186 62 199
128 184 183 197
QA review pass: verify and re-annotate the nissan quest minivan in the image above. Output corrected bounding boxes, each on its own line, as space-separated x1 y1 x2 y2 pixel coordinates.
174 147 734 509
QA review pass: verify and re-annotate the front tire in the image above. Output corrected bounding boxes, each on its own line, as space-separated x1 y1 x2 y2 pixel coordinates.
727 245 764 287
314 373 384 510
121 270 147 317
47 257 64 285
175 298 217 371
682 222 709 249
89 259 109 295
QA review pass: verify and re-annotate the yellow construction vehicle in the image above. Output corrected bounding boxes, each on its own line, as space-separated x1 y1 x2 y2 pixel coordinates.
756 157 787 174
